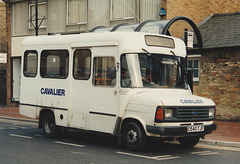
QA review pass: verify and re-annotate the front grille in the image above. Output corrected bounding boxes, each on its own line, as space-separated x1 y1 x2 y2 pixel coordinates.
176 107 210 121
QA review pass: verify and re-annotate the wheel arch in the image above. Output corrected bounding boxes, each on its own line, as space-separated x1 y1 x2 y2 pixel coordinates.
38 109 55 128
120 116 146 135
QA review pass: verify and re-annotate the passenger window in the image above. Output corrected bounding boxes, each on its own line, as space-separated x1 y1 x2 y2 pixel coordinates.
23 51 38 77
93 57 116 86
40 50 69 79
73 49 91 80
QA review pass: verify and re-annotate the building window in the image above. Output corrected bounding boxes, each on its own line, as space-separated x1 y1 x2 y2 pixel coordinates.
188 55 200 82
110 0 135 21
29 2 47 29
93 57 116 86
140 0 161 21
73 49 91 80
23 51 38 77
67 0 87 25
40 50 69 79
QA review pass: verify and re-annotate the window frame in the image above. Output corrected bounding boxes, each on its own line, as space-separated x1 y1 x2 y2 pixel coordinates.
40 50 69 79
93 56 116 87
110 0 135 21
23 50 38 78
187 55 201 82
28 2 47 29
120 54 131 88
67 0 88 26
73 49 92 80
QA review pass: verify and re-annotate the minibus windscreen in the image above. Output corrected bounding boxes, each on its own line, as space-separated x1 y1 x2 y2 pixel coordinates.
138 53 187 88
121 53 187 89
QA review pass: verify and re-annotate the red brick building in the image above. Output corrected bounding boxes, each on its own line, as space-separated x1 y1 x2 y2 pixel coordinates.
193 13 240 120
163 0 239 24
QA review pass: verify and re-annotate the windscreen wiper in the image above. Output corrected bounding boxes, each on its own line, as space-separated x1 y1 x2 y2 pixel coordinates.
142 48 163 64
170 50 187 74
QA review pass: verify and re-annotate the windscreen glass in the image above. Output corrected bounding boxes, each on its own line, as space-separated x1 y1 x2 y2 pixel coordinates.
121 53 187 89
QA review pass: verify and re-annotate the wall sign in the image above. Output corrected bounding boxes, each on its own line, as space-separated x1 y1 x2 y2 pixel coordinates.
0 53 7 63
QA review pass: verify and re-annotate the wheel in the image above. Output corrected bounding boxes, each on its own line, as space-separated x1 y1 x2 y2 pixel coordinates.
42 113 58 138
122 122 146 151
178 136 200 147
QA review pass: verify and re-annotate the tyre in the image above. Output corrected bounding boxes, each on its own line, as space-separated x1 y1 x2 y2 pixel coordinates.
122 122 146 151
42 113 58 138
178 136 200 147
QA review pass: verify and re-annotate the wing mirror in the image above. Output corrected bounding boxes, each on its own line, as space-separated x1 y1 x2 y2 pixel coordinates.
109 67 116 79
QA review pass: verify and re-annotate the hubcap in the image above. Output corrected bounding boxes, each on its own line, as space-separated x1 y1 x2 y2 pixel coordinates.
127 129 138 144
44 120 53 133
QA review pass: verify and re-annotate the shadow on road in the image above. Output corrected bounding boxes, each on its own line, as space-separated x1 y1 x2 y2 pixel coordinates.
52 129 197 153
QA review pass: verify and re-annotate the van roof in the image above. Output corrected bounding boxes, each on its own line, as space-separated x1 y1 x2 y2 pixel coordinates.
22 32 186 57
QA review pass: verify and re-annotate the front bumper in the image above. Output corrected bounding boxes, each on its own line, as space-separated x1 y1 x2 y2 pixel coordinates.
146 123 217 137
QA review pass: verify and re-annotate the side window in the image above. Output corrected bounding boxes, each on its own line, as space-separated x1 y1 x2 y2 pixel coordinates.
93 57 116 86
40 50 69 79
188 57 200 82
73 49 91 80
23 51 38 77
121 54 131 87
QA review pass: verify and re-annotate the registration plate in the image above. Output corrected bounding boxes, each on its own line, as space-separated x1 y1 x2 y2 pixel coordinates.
187 125 204 133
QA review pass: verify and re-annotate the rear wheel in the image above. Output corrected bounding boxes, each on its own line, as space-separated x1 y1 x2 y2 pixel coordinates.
42 113 58 138
122 122 146 151
178 136 200 147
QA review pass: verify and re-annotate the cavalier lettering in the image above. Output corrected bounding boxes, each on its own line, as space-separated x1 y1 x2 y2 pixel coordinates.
180 99 203 104
41 88 65 96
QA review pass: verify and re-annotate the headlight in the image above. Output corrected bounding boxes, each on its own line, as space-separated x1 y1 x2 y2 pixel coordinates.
209 107 215 117
165 109 173 118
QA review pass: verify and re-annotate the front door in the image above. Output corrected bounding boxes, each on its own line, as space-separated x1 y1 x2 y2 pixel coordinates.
12 58 21 102
89 46 118 134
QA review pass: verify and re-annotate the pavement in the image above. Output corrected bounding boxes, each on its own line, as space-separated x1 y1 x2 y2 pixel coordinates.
0 106 240 148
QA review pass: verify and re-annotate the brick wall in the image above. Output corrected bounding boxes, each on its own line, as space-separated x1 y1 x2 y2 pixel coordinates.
163 0 240 39
166 0 239 24
193 48 240 121
0 2 7 52
5 2 12 107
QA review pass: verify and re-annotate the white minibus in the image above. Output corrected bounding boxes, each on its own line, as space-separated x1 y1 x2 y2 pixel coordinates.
20 32 216 151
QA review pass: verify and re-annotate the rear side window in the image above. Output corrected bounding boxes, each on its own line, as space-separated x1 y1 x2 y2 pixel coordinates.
23 50 38 77
73 49 91 80
40 50 69 79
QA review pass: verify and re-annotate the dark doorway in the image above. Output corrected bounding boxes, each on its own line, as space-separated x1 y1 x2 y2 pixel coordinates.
0 68 7 105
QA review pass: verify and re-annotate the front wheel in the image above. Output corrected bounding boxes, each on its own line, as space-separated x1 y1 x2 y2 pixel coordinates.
42 113 58 138
178 136 200 147
122 122 146 151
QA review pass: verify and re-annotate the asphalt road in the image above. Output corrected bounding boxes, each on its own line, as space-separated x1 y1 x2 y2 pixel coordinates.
0 118 239 164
